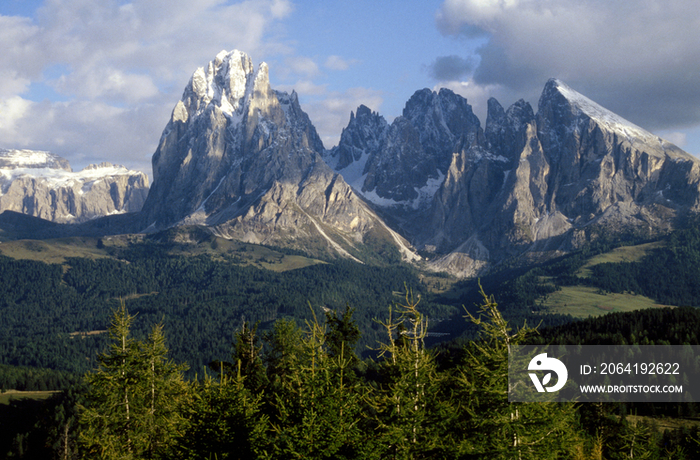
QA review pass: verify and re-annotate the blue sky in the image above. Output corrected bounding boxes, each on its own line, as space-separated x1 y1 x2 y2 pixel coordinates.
1 0 699 176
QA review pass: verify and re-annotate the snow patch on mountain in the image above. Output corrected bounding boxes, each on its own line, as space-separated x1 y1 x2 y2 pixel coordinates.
336 151 371 191
552 79 657 144
0 149 71 170
412 170 445 209
0 149 149 223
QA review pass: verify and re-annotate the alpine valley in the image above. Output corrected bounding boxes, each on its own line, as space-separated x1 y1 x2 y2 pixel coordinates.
5 49 700 277
8 49 700 460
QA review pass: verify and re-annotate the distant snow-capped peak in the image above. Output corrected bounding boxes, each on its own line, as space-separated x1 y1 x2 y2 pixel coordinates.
0 150 145 189
0 149 71 171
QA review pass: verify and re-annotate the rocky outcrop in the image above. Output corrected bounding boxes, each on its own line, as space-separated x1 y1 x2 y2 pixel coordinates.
327 79 700 276
0 149 149 223
324 88 480 210
141 50 418 262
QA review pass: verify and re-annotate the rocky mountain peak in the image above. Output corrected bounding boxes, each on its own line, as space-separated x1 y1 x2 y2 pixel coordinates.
324 87 484 212
402 87 481 147
325 104 388 173
140 50 416 262
538 78 661 148
145 49 326 228
324 78 700 277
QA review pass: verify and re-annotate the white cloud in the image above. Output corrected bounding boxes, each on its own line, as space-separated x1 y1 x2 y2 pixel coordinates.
0 70 32 99
0 0 295 175
0 97 33 134
301 87 384 148
324 55 357 71
658 131 687 148
434 0 700 131
284 56 320 78
277 80 327 97
53 67 160 103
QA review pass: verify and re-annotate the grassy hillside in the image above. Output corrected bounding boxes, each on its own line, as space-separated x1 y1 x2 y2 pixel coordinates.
543 285 671 318
0 228 326 271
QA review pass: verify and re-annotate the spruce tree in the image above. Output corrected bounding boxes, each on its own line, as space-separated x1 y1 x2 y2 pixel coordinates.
178 364 267 460
449 286 582 459
263 309 372 459
78 304 189 459
369 290 452 459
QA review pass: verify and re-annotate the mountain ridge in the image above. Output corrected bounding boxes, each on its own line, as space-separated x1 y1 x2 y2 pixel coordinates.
4 53 700 277
327 77 700 276
0 149 149 224
140 49 418 263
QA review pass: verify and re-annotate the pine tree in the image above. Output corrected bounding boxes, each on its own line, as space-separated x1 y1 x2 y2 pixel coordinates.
209 320 269 392
369 290 452 459
324 305 361 365
264 308 372 459
263 318 305 390
79 304 142 459
178 363 267 460
78 304 189 459
142 323 190 458
449 285 582 459
232 321 268 392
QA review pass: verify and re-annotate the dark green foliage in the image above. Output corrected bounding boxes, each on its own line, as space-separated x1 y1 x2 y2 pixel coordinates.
448 287 580 459
9 226 700 458
324 304 361 364
78 305 190 459
262 312 371 459
7 286 700 458
0 364 80 392
0 241 453 378
584 224 700 306
533 307 700 347
369 291 454 459
178 371 267 460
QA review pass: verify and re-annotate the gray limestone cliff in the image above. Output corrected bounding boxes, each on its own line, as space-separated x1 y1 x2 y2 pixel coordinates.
0 149 149 224
141 50 418 262
326 79 700 276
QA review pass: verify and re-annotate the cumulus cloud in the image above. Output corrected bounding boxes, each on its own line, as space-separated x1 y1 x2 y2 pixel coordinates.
284 56 320 78
0 0 294 174
324 55 358 71
277 80 327 97
434 0 700 131
658 131 687 148
428 55 477 81
0 97 33 134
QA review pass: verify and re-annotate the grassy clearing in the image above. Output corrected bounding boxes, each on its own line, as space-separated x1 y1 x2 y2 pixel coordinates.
418 273 461 296
0 390 60 405
212 240 325 272
576 241 665 278
543 285 672 318
0 237 111 264
0 234 324 272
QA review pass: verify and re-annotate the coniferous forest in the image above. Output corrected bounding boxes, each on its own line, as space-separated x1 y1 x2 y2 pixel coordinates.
3 292 700 459
3 225 700 458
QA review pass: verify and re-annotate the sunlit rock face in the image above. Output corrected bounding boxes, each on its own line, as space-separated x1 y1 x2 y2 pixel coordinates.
0 149 148 223
141 50 418 262
326 79 700 276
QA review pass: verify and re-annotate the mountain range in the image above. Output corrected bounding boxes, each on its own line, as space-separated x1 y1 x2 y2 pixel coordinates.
0 149 148 224
4 50 700 277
